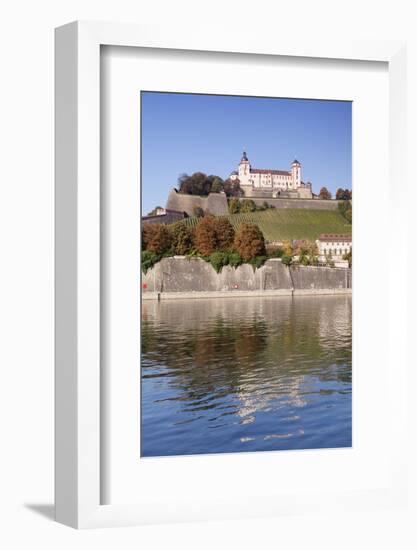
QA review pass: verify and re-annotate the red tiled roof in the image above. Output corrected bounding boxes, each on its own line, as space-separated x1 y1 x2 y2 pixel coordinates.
251 168 291 176
318 234 352 242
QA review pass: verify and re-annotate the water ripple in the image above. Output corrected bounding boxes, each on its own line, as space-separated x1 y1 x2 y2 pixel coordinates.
141 295 352 457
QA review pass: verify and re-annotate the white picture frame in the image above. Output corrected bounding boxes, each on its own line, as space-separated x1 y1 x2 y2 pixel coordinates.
55 21 408 529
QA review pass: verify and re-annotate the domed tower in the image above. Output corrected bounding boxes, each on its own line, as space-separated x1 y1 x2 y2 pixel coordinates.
291 159 301 188
238 151 251 184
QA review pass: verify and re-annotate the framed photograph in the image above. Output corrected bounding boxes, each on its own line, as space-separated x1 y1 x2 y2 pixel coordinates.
55 21 408 528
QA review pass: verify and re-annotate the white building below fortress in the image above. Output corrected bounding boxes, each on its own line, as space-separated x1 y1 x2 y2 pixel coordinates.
230 151 313 199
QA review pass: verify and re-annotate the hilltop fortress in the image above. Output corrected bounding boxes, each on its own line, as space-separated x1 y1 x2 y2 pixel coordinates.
229 152 313 199
164 152 337 217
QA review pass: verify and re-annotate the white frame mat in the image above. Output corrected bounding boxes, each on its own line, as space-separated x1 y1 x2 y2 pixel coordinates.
55 21 407 528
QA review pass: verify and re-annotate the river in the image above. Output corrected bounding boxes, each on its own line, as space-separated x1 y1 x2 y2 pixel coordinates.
141 295 352 457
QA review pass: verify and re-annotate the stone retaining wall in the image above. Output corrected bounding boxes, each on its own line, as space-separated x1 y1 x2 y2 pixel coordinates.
142 257 351 295
165 189 229 216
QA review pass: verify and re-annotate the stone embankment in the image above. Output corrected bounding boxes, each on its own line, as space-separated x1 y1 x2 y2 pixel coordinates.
165 188 340 217
142 257 351 300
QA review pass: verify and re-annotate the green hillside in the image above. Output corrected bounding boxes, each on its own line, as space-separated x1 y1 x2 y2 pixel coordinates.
178 208 351 242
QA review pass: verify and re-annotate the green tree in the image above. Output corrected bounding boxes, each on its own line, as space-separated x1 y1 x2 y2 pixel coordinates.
209 251 229 273
281 254 293 266
178 172 212 196
141 250 161 273
208 175 224 193
233 223 266 261
336 188 352 200
228 252 243 268
171 223 193 255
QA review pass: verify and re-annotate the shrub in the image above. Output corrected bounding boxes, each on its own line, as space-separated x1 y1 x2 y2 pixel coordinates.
215 218 235 251
209 251 229 273
194 216 218 256
281 240 294 257
294 240 318 266
281 254 293 266
142 223 172 254
239 199 257 213
171 223 193 255
141 250 161 273
233 223 266 261
228 197 240 214
249 255 268 271
268 247 284 258
228 251 243 268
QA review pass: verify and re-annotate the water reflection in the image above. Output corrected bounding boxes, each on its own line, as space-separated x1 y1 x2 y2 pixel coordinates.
141 295 352 457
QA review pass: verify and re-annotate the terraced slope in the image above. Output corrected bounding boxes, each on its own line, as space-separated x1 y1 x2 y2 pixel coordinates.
177 208 351 242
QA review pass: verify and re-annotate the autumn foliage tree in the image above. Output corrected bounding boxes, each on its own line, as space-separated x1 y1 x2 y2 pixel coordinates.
142 223 172 254
214 218 235 251
194 216 235 256
319 187 332 200
194 216 218 256
233 223 266 261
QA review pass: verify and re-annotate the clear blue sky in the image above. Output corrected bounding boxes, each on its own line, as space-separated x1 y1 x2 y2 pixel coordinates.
141 92 352 214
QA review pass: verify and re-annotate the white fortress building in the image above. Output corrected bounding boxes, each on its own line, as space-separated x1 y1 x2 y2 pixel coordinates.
230 151 313 199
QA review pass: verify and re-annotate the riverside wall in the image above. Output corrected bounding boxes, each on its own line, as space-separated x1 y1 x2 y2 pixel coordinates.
142 257 351 298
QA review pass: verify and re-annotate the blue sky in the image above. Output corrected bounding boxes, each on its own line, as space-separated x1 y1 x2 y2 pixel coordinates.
141 92 352 214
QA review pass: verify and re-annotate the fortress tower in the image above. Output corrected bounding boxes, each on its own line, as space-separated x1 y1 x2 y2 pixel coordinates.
238 151 251 180
291 159 301 188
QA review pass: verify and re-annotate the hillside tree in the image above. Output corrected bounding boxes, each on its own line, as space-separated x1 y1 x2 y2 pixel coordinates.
319 187 332 200
170 223 194 255
233 223 266 261
142 224 172 254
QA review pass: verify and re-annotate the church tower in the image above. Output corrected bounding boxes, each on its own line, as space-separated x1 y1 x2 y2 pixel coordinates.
291 159 301 188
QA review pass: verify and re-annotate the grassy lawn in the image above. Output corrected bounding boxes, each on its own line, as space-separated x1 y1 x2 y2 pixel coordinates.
177 208 351 242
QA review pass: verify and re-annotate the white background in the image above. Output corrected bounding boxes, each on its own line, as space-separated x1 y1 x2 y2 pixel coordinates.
1 1 416 548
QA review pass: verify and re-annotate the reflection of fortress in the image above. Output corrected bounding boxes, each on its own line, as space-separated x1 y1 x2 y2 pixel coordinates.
230 151 313 199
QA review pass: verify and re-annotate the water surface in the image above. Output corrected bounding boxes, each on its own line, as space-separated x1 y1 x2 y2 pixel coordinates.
141 295 352 457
